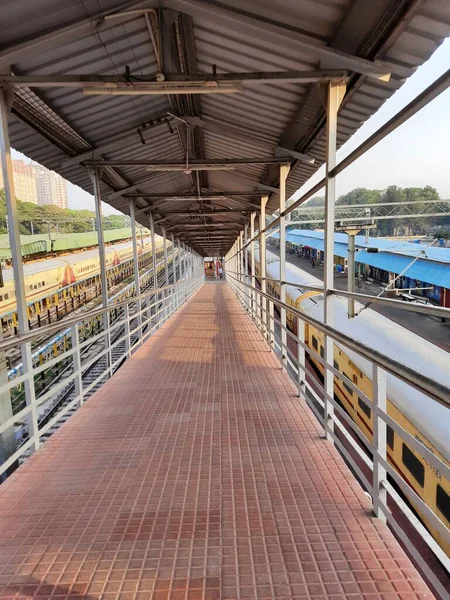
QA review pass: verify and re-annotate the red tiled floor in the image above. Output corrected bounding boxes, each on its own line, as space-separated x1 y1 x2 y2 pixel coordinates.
0 283 436 599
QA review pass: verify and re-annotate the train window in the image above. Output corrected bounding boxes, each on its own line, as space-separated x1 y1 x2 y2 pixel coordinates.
343 373 353 395
0 296 2 301
436 485 450 523
4 294 8 300
312 336 318 351
42 281 45 286
358 397 371 418
402 444 424 487
320 346 324 359
333 360 339 371
387 425 394 450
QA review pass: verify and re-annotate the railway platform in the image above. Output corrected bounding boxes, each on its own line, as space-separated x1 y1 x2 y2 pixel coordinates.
0 282 435 600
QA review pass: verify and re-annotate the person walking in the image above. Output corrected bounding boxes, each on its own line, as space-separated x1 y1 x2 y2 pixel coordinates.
218 265 223 280
311 257 316 269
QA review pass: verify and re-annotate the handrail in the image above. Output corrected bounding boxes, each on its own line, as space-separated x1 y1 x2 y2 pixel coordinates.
261 275 450 320
0 280 186 354
227 272 450 408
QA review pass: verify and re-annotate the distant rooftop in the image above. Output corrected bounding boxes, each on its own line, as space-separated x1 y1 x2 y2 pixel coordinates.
272 228 450 288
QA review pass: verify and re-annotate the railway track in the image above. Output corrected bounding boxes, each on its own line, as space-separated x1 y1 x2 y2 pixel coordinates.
16 265 175 457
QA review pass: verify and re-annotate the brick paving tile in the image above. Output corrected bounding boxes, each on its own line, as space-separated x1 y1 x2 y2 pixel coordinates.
0 283 436 599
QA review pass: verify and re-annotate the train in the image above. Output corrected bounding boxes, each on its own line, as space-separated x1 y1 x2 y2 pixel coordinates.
0 237 164 333
255 249 450 558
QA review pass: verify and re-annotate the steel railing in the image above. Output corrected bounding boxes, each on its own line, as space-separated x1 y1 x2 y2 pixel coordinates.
0 268 204 480
226 269 450 598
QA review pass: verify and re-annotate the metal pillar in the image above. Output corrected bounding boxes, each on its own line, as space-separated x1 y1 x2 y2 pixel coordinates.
323 80 346 441
163 227 169 322
129 199 141 297
373 365 387 522
92 169 109 308
171 233 176 311
129 199 142 336
244 224 249 308
91 168 111 373
250 212 256 320
260 195 268 339
279 164 290 366
163 227 169 285
0 89 36 462
239 231 245 308
149 213 157 289
297 318 306 394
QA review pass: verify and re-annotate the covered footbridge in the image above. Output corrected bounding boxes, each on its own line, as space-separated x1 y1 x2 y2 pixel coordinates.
0 1 449 598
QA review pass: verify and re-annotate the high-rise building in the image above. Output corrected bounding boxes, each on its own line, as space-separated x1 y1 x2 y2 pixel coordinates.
0 159 38 204
33 164 68 209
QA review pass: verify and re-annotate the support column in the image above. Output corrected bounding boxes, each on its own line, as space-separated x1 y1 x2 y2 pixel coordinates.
149 213 157 290
240 233 245 305
244 224 249 309
171 233 176 313
91 167 111 374
129 199 141 298
260 195 268 339
279 163 290 367
162 226 168 321
323 80 346 441
92 169 109 308
0 89 35 466
250 213 256 320
129 199 142 337
171 233 176 281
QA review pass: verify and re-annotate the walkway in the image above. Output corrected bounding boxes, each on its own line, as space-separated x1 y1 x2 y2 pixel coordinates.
0 283 435 599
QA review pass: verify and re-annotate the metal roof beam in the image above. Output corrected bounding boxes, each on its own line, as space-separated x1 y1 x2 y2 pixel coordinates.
155 209 251 222
86 158 290 170
124 191 264 198
2 70 349 88
165 0 391 81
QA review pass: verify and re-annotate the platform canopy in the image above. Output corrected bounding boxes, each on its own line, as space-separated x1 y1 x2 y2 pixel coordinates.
0 0 449 255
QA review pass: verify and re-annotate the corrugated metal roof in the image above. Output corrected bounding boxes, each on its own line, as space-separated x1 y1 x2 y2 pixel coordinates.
278 229 450 288
1 0 449 255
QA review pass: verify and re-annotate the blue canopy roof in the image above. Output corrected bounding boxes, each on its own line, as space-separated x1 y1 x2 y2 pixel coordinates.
272 229 450 288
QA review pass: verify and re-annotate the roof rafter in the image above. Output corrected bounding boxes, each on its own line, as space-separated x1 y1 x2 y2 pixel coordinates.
165 0 391 81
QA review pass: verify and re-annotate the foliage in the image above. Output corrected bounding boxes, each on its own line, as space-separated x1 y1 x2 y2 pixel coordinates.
433 228 450 240
0 189 126 234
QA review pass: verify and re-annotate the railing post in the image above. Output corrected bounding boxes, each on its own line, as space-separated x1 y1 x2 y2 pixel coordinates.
91 167 112 374
323 80 346 441
250 213 256 320
297 317 306 396
71 324 83 407
269 300 275 349
124 304 131 357
260 195 268 339
244 225 250 311
162 226 168 321
129 198 142 340
22 344 39 452
373 365 387 523
279 163 290 367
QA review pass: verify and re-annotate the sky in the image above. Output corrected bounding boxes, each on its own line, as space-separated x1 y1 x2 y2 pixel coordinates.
10 36 450 215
